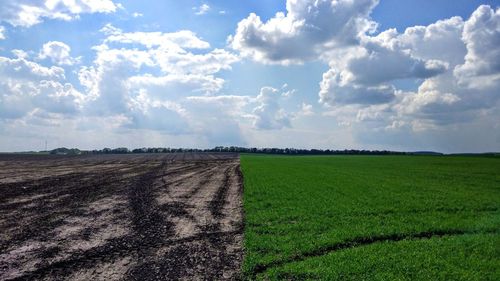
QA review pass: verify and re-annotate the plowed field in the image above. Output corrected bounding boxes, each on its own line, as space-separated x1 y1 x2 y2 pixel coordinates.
0 153 243 280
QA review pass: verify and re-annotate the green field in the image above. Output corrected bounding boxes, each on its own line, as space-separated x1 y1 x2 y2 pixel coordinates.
240 155 500 280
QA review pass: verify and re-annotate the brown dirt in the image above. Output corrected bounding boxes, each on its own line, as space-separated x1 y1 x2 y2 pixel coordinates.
0 153 243 280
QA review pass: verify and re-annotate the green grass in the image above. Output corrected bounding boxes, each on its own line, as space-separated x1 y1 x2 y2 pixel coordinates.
240 155 500 280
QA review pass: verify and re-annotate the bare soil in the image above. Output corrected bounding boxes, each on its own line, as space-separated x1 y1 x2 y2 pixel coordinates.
0 153 243 280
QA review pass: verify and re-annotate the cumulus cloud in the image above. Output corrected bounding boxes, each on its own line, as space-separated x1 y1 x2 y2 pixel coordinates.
318 38 448 106
252 87 291 129
98 24 239 76
75 24 241 136
318 20 461 107
346 38 448 85
82 25 238 99
230 1 499 143
1 22 242 141
231 0 458 117
0 55 83 119
38 41 79 66
454 5 500 88
396 16 466 64
152 48 239 76
391 6 500 125
316 4 500 147
299 103 314 116
122 91 188 134
12 49 29 59
230 0 379 64
185 86 296 133
0 0 118 27
0 26 5 39
183 95 252 145
1 2 499 152
103 25 211 50
0 56 65 80
194 4 210 16
127 74 226 101
186 95 251 115
319 68 396 105
395 87 460 120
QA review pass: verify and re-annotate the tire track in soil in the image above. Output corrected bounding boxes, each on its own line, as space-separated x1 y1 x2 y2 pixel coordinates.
249 229 500 277
147 159 243 280
0 153 243 281
156 162 226 239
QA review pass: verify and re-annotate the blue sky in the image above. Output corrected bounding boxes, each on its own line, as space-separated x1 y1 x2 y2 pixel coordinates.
0 0 499 152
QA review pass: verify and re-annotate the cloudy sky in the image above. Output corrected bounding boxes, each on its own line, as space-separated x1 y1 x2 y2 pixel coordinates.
0 0 499 152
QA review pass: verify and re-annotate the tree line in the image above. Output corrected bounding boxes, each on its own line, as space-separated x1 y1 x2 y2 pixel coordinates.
49 146 420 155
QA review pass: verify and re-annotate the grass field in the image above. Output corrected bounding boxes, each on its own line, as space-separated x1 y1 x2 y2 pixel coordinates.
240 155 500 280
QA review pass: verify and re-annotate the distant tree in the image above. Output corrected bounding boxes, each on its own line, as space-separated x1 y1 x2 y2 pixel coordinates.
50 147 81 155
111 147 129 154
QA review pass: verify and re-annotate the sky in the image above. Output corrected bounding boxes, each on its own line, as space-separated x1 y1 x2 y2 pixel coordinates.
0 0 499 153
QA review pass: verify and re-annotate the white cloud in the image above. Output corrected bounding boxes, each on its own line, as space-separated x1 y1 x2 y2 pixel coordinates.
12 49 29 59
319 68 396 105
185 86 297 133
172 85 300 146
128 73 225 97
390 6 500 126
252 87 291 129
103 25 211 50
184 95 252 145
1 3 499 152
318 21 457 107
0 55 83 120
75 24 241 136
229 1 499 146
299 103 314 116
344 37 448 85
318 41 447 107
123 93 188 134
396 16 466 64
0 56 65 80
38 41 79 66
152 48 239 75
454 5 500 88
0 0 118 27
194 4 210 16
186 95 251 114
230 0 379 64
316 4 500 148
132 12 143 18
81 26 239 106
99 23 121 35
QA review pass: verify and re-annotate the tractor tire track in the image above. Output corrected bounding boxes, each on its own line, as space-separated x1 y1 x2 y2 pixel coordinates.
250 228 500 277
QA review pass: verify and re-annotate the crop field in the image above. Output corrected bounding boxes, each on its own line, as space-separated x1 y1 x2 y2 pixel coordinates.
240 155 500 280
0 153 243 280
1 153 499 280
